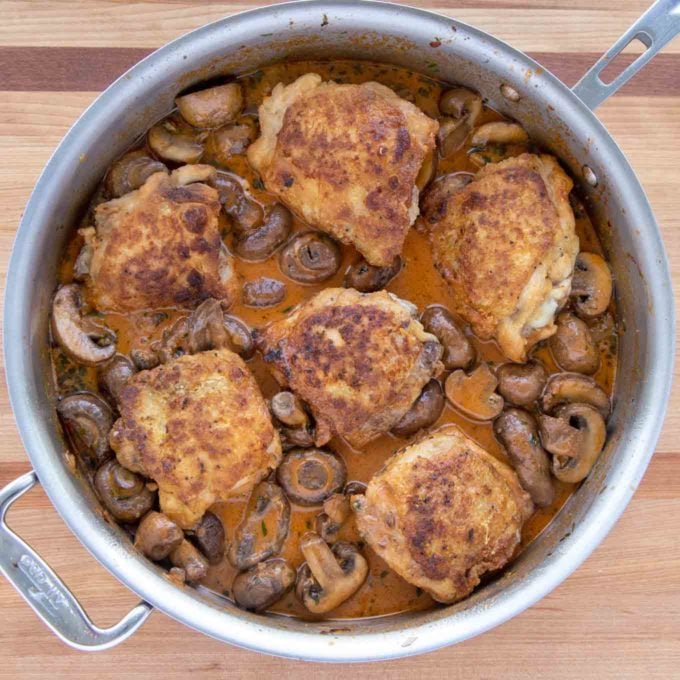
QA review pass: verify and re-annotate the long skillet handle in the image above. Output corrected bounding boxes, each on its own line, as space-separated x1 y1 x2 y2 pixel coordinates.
572 0 680 110
0 471 152 651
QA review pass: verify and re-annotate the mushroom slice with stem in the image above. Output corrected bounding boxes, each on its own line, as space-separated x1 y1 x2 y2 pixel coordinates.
494 408 554 507
232 558 296 612
344 256 402 293
187 298 254 359
205 118 257 166
212 172 264 233
436 87 482 158
570 252 613 318
315 493 351 543
445 363 504 421
276 448 347 506
57 392 114 467
169 540 209 582
296 533 368 614
541 373 610 418
471 121 529 147
189 511 225 565
94 459 156 523
134 511 184 561
279 231 342 284
420 305 475 370
392 379 445 438
52 284 116 365
540 403 607 483
548 312 599 375
147 118 206 164
176 83 243 129
98 354 137 404
270 391 310 429
497 361 546 406
105 149 166 198
234 203 292 261
228 482 291 570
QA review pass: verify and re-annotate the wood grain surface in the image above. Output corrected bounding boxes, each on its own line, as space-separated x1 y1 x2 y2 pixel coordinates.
0 1 679 677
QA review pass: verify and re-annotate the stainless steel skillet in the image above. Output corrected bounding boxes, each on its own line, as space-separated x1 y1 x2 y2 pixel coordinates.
1 0 677 661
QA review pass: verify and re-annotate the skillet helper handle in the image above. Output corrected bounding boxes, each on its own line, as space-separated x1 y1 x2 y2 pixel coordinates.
0 470 152 651
572 0 680 109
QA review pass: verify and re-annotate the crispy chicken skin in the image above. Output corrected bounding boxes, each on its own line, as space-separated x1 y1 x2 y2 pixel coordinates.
422 154 579 362
109 349 281 528
352 425 533 603
247 73 438 266
254 288 443 448
82 165 238 312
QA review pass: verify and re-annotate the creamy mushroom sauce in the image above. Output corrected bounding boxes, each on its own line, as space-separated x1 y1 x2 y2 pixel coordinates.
53 60 618 620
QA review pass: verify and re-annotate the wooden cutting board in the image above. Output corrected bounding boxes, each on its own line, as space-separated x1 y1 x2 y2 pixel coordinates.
0 1 678 677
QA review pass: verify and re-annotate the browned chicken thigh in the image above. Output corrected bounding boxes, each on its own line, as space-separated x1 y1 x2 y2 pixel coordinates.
248 73 438 266
254 288 443 448
352 425 533 603
81 165 239 312
422 154 579 362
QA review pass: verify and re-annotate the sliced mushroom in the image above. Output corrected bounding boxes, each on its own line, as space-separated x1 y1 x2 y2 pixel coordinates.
176 83 243 129
134 511 184 561
234 204 292 261
212 172 264 233
541 373 610 418
471 121 528 146
445 363 504 421
570 252 613 318
279 425 316 451
540 403 606 483
344 256 402 293
147 118 206 164
315 493 351 543
57 392 113 466
279 231 341 284
392 379 444 437
436 87 482 158
189 511 225 565
537 413 584 459
205 118 257 166
494 409 554 507
98 354 136 404
52 284 116 365
497 361 547 406
94 459 155 522
242 277 286 308
271 391 309 429
232 558 296 612
228 482 291 570
169 539 209 582
106 149 166 198
420 305 475 370
416 150 437 191
296 534 368 614
343 481 367 496
276 449 347 506
187 298 254 359
549 312 599 374
437 117 472 158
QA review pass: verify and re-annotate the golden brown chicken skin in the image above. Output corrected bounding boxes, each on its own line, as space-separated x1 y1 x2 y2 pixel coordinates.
109 349 281 528
81 165 239 312
352 425 533 603
421 154 578 362
254 288 443 449
248 73 438 267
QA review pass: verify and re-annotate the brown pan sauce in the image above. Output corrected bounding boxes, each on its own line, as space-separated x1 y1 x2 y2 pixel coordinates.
53 60 618 620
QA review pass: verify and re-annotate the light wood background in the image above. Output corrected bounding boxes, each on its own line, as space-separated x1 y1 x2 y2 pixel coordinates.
0 1 678 677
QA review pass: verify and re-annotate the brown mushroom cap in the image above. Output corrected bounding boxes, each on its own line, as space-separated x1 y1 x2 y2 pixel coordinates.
445 363 504 420
176 83 243 129
228 482 291 570
232 558 296 612
541 373 610 418
205 118 257 166
296 533 368 614
437 87 482 157
548 313 599 375
212 171 264 233
189 511 225 565
270 391 310 429
497 361 547 406
57 392 114 467
494 408 555 507
540 403 606 483
276 449 347 506
51 284 116 365
570 252 613 318
106 150 166 198
134 511 184 561
392 379 445 437
242 277 287 308
343 256 402 293
234 203 292 261
98 354 136 404
279 231 342 284
420 305 475 370
169 539 209 582
94 459 156 523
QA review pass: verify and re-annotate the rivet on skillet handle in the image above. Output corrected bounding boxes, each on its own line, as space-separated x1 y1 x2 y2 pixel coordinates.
572 0 680 110
0 471 152 651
